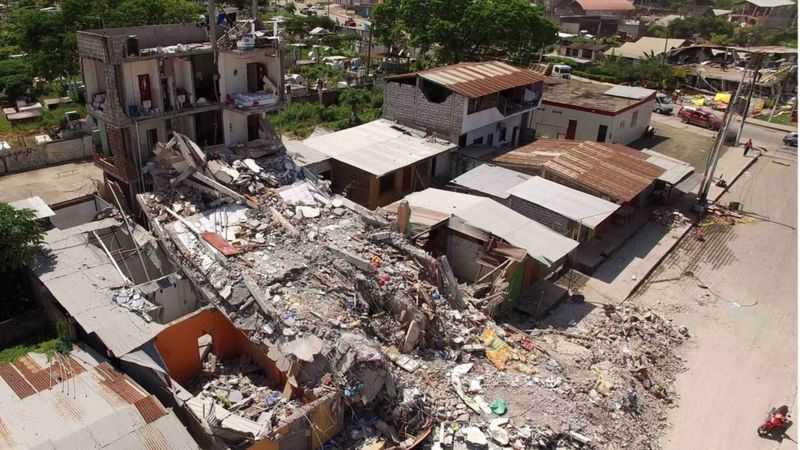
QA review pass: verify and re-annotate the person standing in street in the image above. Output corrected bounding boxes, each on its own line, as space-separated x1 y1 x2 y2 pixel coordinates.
744 138 753 156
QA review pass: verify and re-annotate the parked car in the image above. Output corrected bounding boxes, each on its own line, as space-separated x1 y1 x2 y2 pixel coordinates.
550 64 571 79
677 106 722 130
653 93 673 115
784 132 798 147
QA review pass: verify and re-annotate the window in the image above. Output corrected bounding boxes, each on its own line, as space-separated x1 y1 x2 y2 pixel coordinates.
619 120 626 129
467 94 498 114
499 127 507 142
378 173 395 194
487 133 494 146
472 136 484 145
631 111 639 127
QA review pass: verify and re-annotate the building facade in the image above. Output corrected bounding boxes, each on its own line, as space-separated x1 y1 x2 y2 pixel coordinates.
77 23 284 207
383 61 546 149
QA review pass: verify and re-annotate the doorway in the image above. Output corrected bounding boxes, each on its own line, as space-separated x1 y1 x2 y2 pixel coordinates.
566 120 577 140
138 74 151 103
597 124 608 142
247 114 260 141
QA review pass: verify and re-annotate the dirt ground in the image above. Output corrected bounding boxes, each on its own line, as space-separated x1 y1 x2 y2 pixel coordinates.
632 149 798 449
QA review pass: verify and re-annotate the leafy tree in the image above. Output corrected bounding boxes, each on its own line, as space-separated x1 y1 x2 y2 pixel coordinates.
667 17 736 40
0 203 44 273
338 87 372 126
372 0 558 64
284 15 337 36
0 59 34 100
106 0 202 27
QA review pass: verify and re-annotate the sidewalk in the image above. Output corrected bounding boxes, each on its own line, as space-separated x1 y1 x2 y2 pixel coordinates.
576 149 758 304
745 116 797 133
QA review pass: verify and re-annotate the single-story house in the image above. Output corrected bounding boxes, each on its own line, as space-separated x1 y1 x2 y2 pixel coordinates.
556 42 610 63
640 148 699 201
605 37 688 61
533 79 656 145
385 188 579 304
733 0 797 27
301 119 456 209
451 164 620 241
490 139 666 208
554 0 635 17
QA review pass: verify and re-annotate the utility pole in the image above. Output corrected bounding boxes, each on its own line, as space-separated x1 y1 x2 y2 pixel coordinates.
365 23 373 82
735 53 764 146
698 58 752 203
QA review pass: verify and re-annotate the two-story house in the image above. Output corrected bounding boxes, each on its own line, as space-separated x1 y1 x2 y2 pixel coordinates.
382 61 546 149
77 21 284 207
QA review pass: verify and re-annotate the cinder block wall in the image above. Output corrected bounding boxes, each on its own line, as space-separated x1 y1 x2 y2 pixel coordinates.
383 82 464 143
508 196 572 235
330 160 372 207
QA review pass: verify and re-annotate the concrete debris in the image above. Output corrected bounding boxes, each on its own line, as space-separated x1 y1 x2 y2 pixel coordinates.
652 209 690 228
136 133 689 450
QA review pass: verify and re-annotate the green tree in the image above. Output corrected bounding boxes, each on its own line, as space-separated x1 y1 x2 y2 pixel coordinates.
0 59 34 100
372 0 557 64
0 204 44 272
337 88 371 126
106 0 202 27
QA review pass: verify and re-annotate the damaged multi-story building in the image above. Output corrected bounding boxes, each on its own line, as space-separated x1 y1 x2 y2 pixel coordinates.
77 14 285 210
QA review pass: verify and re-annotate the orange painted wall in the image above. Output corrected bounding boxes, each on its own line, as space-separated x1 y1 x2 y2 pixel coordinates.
154 308 285 387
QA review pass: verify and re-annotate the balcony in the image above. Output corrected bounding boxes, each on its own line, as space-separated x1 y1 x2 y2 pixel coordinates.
497 93 541 116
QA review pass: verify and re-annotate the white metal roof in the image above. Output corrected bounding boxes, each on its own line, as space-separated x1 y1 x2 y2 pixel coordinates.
9 196 55 219
745 0 794 7
403 189 579 266
0 348 198 450
450 164 531 199
302 119 456 176
641 149 695 185
32 220 166 357
603 85 656 100
284 139 332 173
605 37 687 59
506 176 620 229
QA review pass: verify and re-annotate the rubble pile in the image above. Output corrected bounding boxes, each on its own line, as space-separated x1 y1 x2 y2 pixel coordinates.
700 204 754 227
652 209 690 228
188 354 302 428
137 133 690 449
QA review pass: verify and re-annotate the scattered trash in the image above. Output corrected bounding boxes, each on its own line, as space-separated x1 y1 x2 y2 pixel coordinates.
490 398 507 415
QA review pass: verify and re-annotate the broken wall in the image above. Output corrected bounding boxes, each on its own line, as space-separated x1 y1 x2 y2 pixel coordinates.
155 308 287 388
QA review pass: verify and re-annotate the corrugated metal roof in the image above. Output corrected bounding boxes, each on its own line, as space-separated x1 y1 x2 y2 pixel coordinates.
745 0 794 7
9 196 55 219
603 85 656 100
575 0 635 11
641 149 695 185
32 220 166 357
492 140 666 203
606 37 687 59
302 119 456 176
0 348 198 450
407 61 546 99
401 189 579 266
450 164 531 199
507 176 620 229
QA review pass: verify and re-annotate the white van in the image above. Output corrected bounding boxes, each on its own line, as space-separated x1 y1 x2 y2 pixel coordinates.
551 64 572 79
654 93 674 115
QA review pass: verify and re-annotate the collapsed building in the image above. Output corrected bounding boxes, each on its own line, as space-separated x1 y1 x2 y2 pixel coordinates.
27 128 693 448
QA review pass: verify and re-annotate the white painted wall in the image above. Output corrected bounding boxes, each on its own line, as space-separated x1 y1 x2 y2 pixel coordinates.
223 109 249 146
218 51 281 99
533 99 653 145
464 114 526 147
122 60 162 111
174 57 195 105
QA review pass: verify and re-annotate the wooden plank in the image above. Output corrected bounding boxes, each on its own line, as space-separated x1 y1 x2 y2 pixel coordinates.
201 232 240 256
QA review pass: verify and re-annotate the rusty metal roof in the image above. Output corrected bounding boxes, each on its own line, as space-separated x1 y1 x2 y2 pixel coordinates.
0 348 199 449
575 0 635 11
393 61 547 99
492 140 666 203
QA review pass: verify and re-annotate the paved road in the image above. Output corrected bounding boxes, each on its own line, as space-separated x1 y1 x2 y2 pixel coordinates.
651 111 792 151
633 145 797 449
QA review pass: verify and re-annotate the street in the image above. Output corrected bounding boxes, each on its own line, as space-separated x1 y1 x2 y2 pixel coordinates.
632 142 797 449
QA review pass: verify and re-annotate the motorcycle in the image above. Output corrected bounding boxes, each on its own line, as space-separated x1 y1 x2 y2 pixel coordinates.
758 405 792 437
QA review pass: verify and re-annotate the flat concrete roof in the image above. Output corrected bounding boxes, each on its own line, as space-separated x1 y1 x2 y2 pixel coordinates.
542 78 654 114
